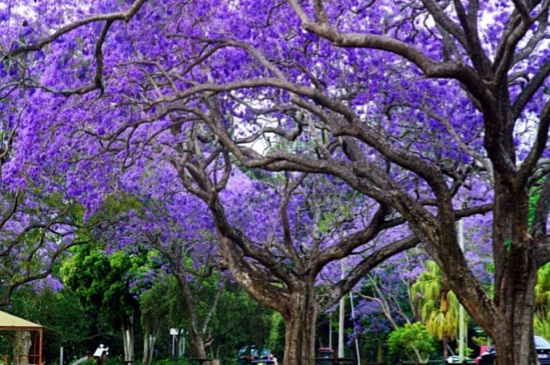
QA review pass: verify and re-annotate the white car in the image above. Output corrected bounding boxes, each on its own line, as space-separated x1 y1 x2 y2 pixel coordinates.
446 355 474 363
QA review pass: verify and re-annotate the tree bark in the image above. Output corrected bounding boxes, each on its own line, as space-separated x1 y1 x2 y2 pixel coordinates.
281 285 319 365
121 316 135 362
173 273 207 359
187 328 207 359
487 167 537 365
4 330 31 365
142 333 157 365
442 337 447 363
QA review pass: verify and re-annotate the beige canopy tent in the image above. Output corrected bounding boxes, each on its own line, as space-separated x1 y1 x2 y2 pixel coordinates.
0 311 43 365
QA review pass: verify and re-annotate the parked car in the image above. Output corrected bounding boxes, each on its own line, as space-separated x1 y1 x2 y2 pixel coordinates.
236 345 277 365
475 336 550 365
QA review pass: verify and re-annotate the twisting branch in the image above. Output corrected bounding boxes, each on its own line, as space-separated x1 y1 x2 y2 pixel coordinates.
2 0 147 96
492 1 549 84
0 192 21 233
511 0 533 23
52 19 114 96
418 0 467 47
280 172 308 273
451 0 492 77
517 102 550 185
512 58 550 119
531 178 550 240
319 235 420 311
4 0 147 58
512 2 549 65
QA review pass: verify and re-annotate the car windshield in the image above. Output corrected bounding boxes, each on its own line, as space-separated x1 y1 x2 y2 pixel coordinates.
238 347 255 356
536 336 550 348
237 346 270 356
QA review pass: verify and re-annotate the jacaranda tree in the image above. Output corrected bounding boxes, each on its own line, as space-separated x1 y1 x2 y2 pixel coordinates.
1 1 550 364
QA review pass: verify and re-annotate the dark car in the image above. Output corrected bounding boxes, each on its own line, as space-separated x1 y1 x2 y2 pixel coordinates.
236 345 277 365
476 336 550 365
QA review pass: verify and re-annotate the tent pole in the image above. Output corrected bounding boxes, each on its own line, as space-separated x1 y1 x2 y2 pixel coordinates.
38 329 43 365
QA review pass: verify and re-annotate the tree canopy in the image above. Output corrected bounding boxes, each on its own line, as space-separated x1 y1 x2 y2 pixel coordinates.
1 1 550 364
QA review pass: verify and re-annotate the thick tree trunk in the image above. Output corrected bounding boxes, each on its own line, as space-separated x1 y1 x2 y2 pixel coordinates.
281 286 319 365
491 313 537 365
489 170 538 365
187 329 207 359
215 230 324 365
5 331 31 365
490 267 538 365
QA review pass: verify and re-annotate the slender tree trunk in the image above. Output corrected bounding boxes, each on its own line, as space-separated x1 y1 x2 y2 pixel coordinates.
281 285 319 365
142 333 157 365
121 316 135 361
177 335 186 358
173 273 206 359
442 337 447 363
377 337 383 364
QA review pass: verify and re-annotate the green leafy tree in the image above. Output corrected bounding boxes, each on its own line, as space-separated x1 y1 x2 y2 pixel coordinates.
0 191 91 308
61 245 145 361
387 322 437 364
7 285 97 364
535 263 550 339
530 184 550 339
207 280 274 360
412 260 460 360
139 275 172 365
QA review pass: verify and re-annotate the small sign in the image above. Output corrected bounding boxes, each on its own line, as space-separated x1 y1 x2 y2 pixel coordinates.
170 328 178 335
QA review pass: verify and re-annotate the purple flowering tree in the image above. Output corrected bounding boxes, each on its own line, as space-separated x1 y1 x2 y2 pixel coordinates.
0 190 89 306
1 1 549 365
0 98 97 307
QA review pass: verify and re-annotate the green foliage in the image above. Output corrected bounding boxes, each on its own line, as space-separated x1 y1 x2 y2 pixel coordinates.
527 181 544 228
267 312 285 359
207 280 274 359
531 185 550 338
60 244 144 329
7 286 106 363
535 263 550 339
452 345 474 358
412 260 461 341
151 358 193 365
387 322 437 364
139 276 173 335
77 360 96 365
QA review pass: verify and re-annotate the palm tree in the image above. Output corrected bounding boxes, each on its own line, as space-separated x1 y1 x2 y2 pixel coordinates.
412 260 460 361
